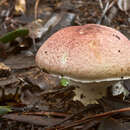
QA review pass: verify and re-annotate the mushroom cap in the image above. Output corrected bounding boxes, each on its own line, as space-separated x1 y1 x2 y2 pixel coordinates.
36 24 130 83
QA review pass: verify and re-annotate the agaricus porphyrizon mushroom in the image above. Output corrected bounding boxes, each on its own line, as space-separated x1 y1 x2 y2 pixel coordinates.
35 24 130 105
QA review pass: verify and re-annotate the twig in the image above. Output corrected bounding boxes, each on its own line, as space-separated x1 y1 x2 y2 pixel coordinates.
55 107 130 130
24 111 69 118
98 0 103 9
34 0 40 19
48 105 101 128
97 1 110 24
97 0 116 24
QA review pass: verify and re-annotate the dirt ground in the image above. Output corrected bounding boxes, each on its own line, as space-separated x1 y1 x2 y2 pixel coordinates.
0 0 130 129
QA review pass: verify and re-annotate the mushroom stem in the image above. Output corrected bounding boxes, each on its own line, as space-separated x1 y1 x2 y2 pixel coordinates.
73 80 130 105
72 81 115 105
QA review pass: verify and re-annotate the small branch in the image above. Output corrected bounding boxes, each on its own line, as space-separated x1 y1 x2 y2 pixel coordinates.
55 107 130 130
34 0 40 19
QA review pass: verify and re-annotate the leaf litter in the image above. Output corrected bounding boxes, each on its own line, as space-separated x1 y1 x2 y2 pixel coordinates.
0 0 129 129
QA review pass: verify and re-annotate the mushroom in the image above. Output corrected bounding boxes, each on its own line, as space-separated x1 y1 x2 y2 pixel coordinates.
35 24 130 105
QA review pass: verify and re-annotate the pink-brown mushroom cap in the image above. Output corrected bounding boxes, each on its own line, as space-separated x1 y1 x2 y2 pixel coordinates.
36 24 130 83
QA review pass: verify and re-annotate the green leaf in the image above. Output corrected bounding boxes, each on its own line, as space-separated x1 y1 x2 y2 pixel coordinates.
60 78 69 87
0 28 29 43
0 106 12 115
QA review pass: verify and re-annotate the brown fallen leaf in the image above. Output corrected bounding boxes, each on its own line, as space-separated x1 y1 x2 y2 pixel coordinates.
98 117 129 130
0 62 11 77
2 113 65 127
